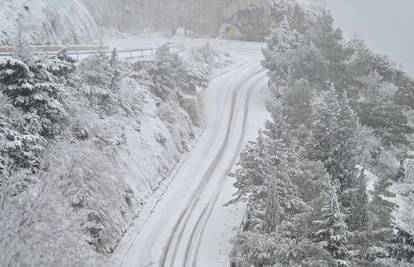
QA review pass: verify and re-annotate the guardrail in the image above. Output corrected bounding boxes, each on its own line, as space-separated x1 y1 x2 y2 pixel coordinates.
0 43 181 61
0 45 110 54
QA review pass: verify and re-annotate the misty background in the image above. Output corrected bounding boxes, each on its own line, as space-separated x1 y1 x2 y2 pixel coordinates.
327 0 414 77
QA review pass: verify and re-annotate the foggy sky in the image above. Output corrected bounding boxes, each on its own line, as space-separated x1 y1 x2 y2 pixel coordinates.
326 0 414 77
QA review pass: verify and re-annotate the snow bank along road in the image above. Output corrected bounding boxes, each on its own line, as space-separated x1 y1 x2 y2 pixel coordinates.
116 39 269 267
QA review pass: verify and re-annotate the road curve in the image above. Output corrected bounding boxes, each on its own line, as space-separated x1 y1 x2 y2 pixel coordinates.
118 42 267 267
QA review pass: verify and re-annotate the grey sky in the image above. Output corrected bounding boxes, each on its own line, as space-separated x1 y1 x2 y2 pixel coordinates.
326 0 414 77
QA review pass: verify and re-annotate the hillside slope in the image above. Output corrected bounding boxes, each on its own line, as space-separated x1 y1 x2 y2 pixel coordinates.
0 0 326 45
0 41 231 266
0 0 98 45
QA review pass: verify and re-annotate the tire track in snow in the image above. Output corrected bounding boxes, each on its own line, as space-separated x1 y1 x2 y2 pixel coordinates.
131 59 253 267
162 68 266 267
187 78 268 267
160 67 263 266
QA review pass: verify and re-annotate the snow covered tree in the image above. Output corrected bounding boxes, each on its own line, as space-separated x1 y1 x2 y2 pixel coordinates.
0 97 44 171
312 175 349 266
0 50 75 173
263 42 328 88
232 126 306 231
289 4 308 33
281 78 314 130
294 150 329 204
369 176 397 230
263 100 309 220
48 49 76 78
262 14 327 88
354 71 413 146
231 130 268 204
389 227 414 264
346 170 369 232
0 57 68 139
232 231 280 266
335 93 360 187
309 85 360 193
308 84 340 172
264 98 296 150
349 175 397 262
265 15 301 54
140 45 208 99
109 48 118 68
303 11 351 91
263 177 281 233
78 53 126 115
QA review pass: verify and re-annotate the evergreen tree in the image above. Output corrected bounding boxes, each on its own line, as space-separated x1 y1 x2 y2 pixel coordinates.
354 175 397 262
0 57 69 138
308 84 340 178
355 71 413 146
263 40 328 88
265 15 301 54
263 100 309 218
231 130 268 204
263 177 281 233
290 4 308 33
309 85 360 193
109 47 118 67
389 227 414 264
304 11 351 91
281 79 314 130
51 49 76 77
0 94 44 171
335 93 360 190
347 170 369 232
265 97 302 151
369 177 397 230
313 175 349 266
294 150 329 204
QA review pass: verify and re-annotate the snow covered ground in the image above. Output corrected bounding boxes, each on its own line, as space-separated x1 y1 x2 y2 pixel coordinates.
361 166 414 234
0 0 97 45
108 38 270 267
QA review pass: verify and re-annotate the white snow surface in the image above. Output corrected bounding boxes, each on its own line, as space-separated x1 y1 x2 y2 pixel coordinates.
391 182 414 232
0 0 98 45
108 38 270 267
359 166 414 233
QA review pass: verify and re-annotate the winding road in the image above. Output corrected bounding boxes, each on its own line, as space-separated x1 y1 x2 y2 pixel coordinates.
116 40 269 267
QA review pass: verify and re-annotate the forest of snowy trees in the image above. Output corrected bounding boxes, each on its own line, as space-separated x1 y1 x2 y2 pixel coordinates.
230 11 414 267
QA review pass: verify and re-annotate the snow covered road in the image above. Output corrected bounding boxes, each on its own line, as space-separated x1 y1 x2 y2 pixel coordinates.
114 39 269 267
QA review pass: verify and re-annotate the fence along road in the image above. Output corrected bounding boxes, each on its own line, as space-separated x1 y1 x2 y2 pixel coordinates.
0 43 180 61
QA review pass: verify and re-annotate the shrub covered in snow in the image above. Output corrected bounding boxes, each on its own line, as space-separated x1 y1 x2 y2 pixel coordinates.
134 44 209 100
0 159 103 267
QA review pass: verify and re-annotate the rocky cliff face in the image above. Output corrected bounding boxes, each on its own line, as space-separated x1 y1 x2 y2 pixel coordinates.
0 0 98 45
